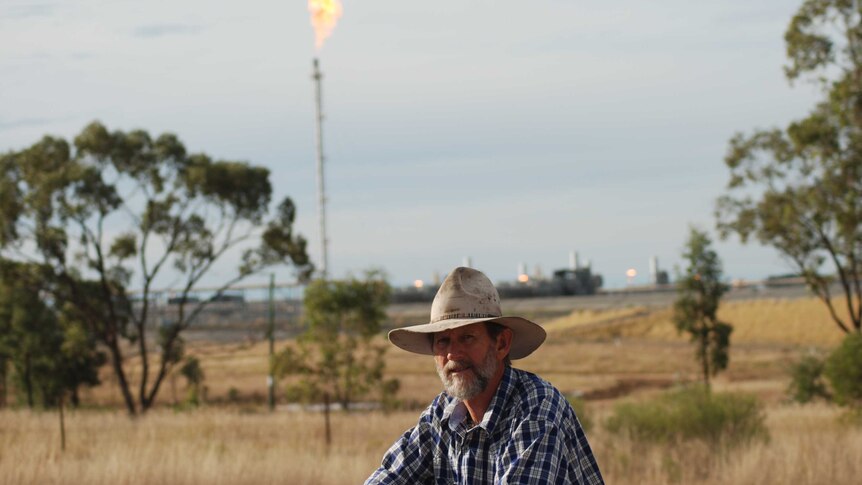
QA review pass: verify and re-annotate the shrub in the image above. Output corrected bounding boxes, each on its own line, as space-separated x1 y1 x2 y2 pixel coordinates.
567 395 593 432
379 378 401 413
605 386 768 449
824 333 862 408
787 354 830 403
180 356 205 406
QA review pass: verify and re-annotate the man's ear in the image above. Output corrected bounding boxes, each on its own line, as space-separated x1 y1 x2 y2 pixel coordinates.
496 327 513 358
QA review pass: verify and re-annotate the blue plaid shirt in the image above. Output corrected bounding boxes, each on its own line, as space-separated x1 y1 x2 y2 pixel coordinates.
366 366 604 484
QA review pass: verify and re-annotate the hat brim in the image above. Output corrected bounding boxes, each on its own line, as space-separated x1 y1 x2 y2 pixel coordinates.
388 316 546 360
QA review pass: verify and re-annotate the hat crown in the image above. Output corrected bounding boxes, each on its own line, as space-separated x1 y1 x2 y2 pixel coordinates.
430 267 502 323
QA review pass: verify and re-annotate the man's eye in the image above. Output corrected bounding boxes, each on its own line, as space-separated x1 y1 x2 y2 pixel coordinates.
435 338 449 346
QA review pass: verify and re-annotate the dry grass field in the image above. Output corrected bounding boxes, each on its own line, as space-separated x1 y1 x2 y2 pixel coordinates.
1 404 860 484
3 295 861 484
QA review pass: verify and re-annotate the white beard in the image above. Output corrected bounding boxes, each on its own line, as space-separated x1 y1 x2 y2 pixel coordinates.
436 346 499 400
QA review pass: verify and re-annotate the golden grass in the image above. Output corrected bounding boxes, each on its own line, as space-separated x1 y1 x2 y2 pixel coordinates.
0 408 418 485
2 404 860 484
544 296 852 347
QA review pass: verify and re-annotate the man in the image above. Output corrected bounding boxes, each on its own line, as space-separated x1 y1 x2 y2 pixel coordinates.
366 267 603 484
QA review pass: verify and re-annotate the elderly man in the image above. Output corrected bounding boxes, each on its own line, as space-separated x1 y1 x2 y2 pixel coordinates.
366 267 603 484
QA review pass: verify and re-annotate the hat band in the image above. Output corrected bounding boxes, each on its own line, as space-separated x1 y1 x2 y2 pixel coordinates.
431 312 499 323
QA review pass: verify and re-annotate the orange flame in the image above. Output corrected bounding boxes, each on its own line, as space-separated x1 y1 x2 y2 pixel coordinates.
308 0 343 50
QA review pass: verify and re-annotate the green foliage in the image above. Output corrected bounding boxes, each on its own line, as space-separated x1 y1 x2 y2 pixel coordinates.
0 121 312 414
787 354 830 403
717 0 862 334
0 260 105 408
566 395 593 433
179 356 205 406
605 387 768 449
674 228 732 391
824 333 862 407
275 272 398 411
379 377 401 412
180 356 204 386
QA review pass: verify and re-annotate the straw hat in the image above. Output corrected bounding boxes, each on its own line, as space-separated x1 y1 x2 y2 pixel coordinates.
388 267 546 359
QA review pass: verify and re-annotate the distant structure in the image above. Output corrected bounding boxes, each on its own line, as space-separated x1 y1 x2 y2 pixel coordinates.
391 252 604 303
649 256 658 284
533 264 543 281
649 255 670 285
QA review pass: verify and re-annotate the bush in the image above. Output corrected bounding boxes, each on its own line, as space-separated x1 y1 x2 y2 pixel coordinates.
824 333 862 408
787 354 829 403
567 395 593 433
605 387 768 449
180 356 205 406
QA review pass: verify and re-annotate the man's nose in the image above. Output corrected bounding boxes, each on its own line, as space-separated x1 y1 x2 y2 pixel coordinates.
446 339 466 361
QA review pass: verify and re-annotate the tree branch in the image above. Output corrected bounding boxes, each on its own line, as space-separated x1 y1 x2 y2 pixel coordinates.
814 224 856 331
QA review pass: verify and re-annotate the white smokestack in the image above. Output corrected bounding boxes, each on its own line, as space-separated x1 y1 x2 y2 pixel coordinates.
569 250 579 270
649 256 658 285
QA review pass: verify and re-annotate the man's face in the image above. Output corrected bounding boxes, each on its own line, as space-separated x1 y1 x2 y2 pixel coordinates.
433 323 500 401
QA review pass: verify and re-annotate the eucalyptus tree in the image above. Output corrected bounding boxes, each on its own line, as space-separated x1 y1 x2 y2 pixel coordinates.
0 121 312 414
275 271 398 412
0 260 105 408
717 0 862 333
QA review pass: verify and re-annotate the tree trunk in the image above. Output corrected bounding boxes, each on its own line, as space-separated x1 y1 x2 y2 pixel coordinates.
142 361 170 413
59 393 66 452
70 386 80 408
0 357 7 409
137 321 149 413
324 392 332 449
701 330 711 394
171 373 177 405
142 329 183 413
24 353 34 409
106 338 137 415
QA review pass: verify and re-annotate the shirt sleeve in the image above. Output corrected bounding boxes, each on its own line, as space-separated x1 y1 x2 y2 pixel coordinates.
364 423 435 485
496 420 604 485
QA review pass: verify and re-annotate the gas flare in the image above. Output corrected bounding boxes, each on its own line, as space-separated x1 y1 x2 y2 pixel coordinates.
308 0 343 50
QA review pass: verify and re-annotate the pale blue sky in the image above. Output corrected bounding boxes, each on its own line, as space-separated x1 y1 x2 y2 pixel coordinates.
1 1 820 288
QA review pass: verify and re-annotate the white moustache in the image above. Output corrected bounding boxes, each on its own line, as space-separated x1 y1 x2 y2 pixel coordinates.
445 361 473 373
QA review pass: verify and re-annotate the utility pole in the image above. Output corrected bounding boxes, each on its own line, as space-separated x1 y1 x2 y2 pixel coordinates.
267 273 276 411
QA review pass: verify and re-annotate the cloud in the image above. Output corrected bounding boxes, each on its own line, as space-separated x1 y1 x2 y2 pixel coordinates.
1 2 60 19
132 23 204 39
0 115 81 136
713 4 791 27
0 117 57 132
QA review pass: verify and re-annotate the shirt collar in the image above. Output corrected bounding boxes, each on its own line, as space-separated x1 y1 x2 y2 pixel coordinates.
443 365 516 434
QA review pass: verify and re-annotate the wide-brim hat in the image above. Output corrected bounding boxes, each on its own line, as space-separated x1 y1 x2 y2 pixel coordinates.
388 267 546 359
